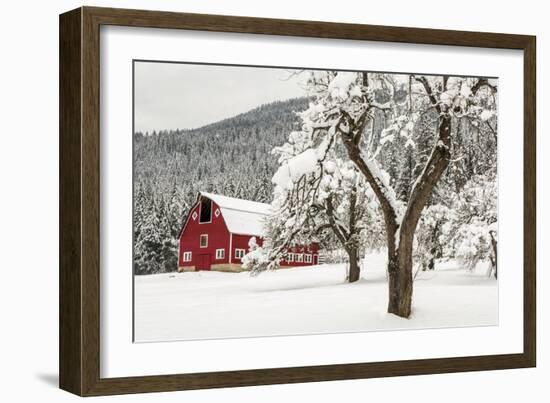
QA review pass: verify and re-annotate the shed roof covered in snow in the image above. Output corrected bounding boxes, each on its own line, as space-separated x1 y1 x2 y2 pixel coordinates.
199 192 272 236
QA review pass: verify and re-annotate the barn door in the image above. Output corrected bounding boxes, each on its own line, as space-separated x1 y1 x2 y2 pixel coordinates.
198 254 211 271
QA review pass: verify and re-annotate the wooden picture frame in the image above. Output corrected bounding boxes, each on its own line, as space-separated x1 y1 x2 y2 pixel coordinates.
59 6 536 396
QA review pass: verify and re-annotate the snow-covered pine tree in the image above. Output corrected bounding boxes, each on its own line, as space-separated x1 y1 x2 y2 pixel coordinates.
133 184 148 274
156 196 177 273
135 192 163 274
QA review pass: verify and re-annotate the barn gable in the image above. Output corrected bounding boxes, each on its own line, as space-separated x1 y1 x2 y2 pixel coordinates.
199 192 271 236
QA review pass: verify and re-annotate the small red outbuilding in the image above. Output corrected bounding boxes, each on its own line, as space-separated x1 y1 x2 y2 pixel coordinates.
178 192 320 272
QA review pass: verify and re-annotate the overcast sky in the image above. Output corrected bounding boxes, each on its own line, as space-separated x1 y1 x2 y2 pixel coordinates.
134 62 308 133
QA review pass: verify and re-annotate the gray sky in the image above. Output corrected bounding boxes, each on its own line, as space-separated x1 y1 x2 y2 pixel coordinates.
134 62 307 132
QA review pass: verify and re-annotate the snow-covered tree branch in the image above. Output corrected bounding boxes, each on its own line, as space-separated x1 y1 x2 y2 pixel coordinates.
250 70 498 318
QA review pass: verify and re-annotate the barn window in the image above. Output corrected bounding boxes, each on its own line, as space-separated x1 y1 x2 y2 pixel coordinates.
305 254 312 263
235 249 245 260
216 249 225 259
199 198 212 223
200 234 208 248
296 254 304 262
287 253 294 262
183 251 192 262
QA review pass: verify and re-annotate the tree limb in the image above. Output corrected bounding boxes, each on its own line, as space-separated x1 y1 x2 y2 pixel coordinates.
471 78 497 95
415 76 441 114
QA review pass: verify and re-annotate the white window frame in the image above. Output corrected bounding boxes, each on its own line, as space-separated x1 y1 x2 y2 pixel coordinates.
305 254 312 263
287 253 294 262
199 234 208 248
296 253 304 263
182 251 192 262
235 249 245 260
215 248 225 260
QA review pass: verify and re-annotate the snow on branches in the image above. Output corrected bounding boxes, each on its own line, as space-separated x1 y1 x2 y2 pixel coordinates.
245 69 498 303
246 118 380 279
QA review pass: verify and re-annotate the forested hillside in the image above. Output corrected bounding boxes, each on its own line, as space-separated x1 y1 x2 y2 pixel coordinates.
133 97 309 274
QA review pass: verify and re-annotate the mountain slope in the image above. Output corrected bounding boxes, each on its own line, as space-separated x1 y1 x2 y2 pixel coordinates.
134 96 309 206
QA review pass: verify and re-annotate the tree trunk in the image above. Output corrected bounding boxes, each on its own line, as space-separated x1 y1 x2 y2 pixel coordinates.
386 230 415 317
428 257 435 271
325 195 362 283
387 112 452 318
489 230 497 279
347 247 360 283
387 250 402 315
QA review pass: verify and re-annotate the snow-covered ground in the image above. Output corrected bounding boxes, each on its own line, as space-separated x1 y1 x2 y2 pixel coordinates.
134 253 498 342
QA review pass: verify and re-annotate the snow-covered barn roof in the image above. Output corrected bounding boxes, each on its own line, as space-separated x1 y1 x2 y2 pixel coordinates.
199 192 272 236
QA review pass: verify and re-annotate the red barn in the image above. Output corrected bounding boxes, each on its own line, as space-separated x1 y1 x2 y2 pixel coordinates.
177 192 320 272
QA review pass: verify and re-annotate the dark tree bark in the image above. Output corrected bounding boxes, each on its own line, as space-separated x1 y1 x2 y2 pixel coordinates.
489 230 498 279
348 247 360 283
428 255 435 271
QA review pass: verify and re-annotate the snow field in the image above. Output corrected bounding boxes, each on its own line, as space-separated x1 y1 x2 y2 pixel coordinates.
134 253 497 342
